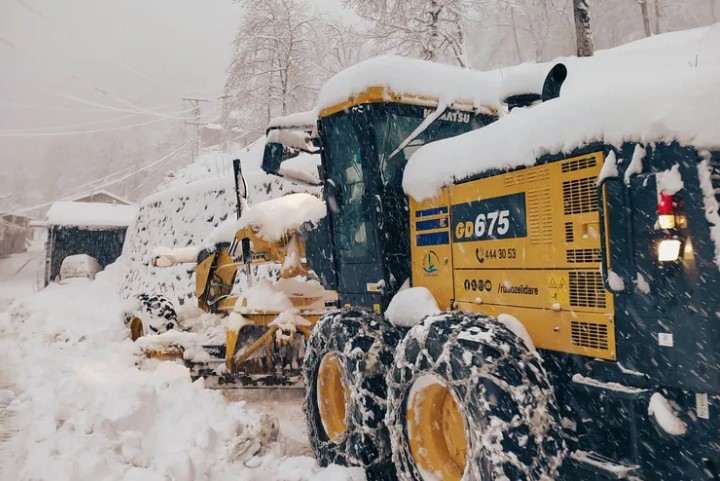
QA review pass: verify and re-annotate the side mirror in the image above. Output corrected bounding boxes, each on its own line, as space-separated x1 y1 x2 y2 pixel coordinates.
262 142 284 176
233 159 248 219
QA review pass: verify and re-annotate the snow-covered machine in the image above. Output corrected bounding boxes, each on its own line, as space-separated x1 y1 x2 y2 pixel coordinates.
131 26 718 481
286 31 717 481
124 122 331 387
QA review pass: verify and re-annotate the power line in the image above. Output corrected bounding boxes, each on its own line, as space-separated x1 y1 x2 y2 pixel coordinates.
0 100 181 114
62 94 197 120
0 116 179 137
75 166 135 192
0 36 19 50
125 143 192 197
11 142 191 214
1 112 143 133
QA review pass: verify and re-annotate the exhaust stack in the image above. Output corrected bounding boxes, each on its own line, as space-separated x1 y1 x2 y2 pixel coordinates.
502 62 567 110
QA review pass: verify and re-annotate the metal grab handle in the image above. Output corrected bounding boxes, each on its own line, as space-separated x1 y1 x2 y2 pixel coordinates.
597 177 632 293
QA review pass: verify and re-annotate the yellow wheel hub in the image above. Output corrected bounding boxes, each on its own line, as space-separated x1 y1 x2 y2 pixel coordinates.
130 317 143 341
407 378 468 481
316 353 349 442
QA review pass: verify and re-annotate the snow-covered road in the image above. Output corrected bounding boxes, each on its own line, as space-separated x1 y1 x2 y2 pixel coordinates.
0 247 364 481
0 318 19 481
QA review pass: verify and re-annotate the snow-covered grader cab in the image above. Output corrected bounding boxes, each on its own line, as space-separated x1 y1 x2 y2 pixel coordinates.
291 33 719 481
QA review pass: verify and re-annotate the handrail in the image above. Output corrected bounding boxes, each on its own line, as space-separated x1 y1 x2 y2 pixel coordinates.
597 176 633 293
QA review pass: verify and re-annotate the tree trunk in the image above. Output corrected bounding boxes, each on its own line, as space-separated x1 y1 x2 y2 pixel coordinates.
454 18 470 68
573 0 594 57
652 0 660 34
639 0 653 37
510 8 523 63
422 0 441 61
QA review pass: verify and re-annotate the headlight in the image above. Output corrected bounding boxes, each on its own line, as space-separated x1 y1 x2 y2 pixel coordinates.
658 239 682 262
658 214 676 230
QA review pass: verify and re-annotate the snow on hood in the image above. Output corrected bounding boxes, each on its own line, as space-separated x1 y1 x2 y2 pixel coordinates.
210 193 327 245
404 25 720 201
315 55 502 112
46 201 137 228
234 279 294 312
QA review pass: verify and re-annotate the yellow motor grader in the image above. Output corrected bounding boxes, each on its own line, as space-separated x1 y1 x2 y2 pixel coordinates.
131 49 719 481
127 124 337 387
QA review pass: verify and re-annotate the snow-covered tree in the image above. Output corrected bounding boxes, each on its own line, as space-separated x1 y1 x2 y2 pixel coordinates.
344 0 482 66
225 0 324 143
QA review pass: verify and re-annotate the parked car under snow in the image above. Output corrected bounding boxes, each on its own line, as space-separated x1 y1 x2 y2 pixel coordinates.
59 254 101 282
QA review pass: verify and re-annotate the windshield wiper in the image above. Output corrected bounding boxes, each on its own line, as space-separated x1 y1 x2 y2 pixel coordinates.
386 101 449 161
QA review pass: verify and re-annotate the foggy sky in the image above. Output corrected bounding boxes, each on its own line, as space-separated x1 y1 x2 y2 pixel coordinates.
0 0 244 206
0 0 351 211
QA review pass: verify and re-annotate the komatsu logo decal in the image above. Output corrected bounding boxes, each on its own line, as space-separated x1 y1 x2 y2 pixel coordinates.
424 108 471 123
452 192 527 242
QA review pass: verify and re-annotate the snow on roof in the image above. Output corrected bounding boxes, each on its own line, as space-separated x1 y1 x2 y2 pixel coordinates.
67 189 132 205
316 55 502 114
267 109 318 131
404 25 720 201
46 201 137 228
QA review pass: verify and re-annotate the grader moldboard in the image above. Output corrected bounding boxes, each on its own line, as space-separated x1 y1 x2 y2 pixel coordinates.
131 54 719 481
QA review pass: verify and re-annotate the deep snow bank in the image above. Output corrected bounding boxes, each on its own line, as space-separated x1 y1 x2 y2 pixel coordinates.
0 264 362 481
0 268 258 481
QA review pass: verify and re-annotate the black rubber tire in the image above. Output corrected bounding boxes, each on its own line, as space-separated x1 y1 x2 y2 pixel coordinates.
386 312 565 481
123 293 180 337
303 308 402 476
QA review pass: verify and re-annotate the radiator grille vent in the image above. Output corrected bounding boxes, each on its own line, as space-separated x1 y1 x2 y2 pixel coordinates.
504 168 550 186
566 249 602 263
563 177 598 215
571 320 609 350
569 271 606 308
528 188 553 244
564 222 574 243
562 156 597 173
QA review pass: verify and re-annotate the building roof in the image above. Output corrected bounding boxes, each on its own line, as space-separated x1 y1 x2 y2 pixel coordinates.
67 189 132 205
46 201 137 228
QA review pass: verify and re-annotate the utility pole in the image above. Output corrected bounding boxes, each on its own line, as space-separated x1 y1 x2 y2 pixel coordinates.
182 97 211 161
218 94 232 153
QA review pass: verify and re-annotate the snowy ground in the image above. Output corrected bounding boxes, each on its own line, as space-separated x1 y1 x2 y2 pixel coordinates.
0 243 364 481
